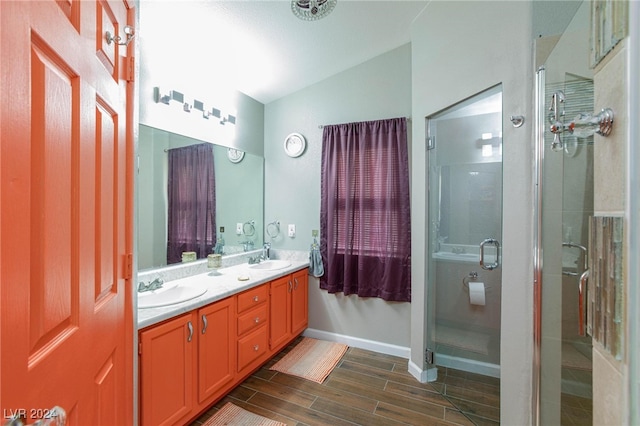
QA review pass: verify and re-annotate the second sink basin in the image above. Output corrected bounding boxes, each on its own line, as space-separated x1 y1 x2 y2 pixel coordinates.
138 285 207 309
248 260 291 271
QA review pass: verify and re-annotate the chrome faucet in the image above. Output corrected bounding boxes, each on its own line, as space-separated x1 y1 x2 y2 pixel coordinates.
138 277 164 293
240 240 254 252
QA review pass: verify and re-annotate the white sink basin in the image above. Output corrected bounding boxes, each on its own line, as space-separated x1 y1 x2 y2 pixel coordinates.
248 260 291 271
432 252 480 263
138 285 207 309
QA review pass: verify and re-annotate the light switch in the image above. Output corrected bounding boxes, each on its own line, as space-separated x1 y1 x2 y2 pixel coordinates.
236 223 243 235
288 224 296 238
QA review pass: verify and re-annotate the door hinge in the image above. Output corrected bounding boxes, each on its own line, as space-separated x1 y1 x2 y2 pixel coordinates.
124 253 133 280
425 348 434 364
427 136 435 150
127 56 135 82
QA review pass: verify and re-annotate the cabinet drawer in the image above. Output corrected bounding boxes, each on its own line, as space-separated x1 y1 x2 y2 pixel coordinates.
237 325 268 372
237 304 268 336
237 284 268 314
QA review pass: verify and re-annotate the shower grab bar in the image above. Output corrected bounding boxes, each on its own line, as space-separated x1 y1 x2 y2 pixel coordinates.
479 238 500 270
578 269 590 337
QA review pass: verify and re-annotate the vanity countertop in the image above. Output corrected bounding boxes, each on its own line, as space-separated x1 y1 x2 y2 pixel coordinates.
137 259 310 330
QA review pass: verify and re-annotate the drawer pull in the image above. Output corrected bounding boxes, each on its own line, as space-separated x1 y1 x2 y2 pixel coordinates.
253 295 259 302
288 280 293 293
294 277 299 290
202 314 208 334
253 344 260 352
187 321 194 342
254 317 260 324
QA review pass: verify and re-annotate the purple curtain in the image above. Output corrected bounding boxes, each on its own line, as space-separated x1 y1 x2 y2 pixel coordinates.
167 143 216 264
320 117 411 302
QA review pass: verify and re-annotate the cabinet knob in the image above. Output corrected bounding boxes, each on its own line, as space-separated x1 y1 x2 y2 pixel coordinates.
253 295 259 302
253 344 260 351
254 317 260 324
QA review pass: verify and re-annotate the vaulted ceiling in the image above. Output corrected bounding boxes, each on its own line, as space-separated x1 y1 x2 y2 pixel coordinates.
140 1 581 105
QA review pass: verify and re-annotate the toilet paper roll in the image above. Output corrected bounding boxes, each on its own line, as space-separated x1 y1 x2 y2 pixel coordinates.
469 281 486 306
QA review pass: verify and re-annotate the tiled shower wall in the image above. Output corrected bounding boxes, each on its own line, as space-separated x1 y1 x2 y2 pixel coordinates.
587 216 624 358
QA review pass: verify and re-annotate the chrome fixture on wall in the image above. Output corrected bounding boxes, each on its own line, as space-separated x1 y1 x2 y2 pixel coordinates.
106 25 135 46
291 0 337 21
266 221 281 239
510 115 525 128
548 89 614 151
153 87 237 125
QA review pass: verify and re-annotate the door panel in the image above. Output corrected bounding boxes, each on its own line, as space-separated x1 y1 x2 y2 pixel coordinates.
537 2 595 424
198 298 235 404
291 271 308 336
426 85 503 378
0 1 134 423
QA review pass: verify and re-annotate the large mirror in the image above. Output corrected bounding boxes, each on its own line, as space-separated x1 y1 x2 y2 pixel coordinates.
138 124 264 271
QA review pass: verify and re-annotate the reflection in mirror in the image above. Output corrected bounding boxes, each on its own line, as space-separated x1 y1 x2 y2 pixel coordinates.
138 125 263 271
429 85 503 250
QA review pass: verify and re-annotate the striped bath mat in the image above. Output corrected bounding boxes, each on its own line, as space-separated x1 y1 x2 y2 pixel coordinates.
269 337 348 383
202 403 285 426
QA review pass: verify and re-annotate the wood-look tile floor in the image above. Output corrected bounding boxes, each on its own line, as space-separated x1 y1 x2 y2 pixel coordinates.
190 337 500 426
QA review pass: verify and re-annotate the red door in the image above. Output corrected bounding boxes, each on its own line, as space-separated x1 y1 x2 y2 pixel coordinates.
1 1 135 424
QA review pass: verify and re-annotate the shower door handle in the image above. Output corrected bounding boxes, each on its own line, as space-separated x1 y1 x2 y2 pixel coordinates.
578 269 589 337
480 238 500 270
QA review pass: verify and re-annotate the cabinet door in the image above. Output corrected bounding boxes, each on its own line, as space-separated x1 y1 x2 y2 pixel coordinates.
198 298 235 404
291 270 309 335
269 275 291 350
140 313 195 426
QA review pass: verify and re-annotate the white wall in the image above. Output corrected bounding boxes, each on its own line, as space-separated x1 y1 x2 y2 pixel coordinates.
410 2 534 423
138 2 264 156
264 45 412 350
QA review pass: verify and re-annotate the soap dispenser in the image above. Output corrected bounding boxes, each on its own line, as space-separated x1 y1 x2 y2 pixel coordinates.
214 228 225 254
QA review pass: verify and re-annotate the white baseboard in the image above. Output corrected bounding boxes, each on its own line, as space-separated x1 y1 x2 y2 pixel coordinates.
408 359 438 383
435 353 500 378
302 328 442 384
302 328 410 359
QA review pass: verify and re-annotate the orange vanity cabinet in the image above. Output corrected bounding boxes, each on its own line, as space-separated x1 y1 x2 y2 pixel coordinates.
139 313 195 426
139 269 308 426
270 269 308 353
236 284 270 376
139 297 235 426
197 297 236 404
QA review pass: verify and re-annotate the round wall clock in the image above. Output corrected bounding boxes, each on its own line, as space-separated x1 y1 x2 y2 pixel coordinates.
227 148 245 163
283 133 306 157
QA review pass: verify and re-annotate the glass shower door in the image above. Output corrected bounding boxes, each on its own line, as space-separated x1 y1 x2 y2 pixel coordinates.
426 84 503 379
536 1 594 424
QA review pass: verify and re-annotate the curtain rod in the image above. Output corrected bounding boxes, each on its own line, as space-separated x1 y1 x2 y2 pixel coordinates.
318 116 411 129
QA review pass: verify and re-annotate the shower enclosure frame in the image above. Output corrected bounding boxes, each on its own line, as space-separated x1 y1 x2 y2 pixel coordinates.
532 65 545 426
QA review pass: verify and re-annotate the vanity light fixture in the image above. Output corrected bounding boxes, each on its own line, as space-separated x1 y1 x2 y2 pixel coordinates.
291 0 337 21
153 87 237 126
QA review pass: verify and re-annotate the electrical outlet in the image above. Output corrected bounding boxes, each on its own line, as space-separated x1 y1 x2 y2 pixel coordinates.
288 224 296 238
236 223 243 235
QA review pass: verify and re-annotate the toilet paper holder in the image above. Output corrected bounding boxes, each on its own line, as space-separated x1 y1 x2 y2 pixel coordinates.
462 271 491 290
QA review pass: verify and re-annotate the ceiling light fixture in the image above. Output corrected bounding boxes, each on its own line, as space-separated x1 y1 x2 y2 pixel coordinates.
291 0 337 21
